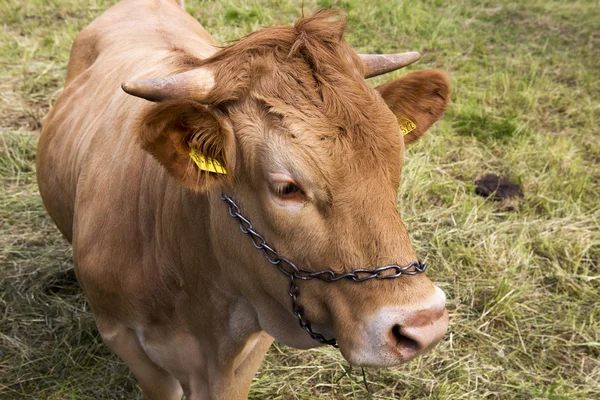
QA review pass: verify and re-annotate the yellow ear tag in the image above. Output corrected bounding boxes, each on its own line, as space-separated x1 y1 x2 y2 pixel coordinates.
189 148 227 174
399 117 417 136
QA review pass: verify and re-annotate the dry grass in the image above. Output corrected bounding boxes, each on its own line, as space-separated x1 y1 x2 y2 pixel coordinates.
1 0 599 399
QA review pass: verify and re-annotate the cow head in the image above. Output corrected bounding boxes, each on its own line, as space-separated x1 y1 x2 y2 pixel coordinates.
122 11 450 367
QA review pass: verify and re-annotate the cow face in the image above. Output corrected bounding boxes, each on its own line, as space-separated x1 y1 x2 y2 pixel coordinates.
124 12 450 367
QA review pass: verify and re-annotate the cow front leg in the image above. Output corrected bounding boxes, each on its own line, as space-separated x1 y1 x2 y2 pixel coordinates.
231 332 273 397
178 332 273 400
96 318 184 400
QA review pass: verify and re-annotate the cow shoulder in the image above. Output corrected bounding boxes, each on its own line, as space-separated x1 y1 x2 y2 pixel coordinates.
65 27 100 86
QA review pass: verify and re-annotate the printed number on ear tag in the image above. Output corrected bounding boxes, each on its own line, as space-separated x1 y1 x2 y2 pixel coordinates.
399 117 417 136
189 148 227 174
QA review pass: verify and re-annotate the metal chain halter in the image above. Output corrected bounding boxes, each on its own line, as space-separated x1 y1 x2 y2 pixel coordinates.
220 193 428 348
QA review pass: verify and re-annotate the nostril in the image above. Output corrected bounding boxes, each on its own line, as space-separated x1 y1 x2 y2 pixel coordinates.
391 324 420 352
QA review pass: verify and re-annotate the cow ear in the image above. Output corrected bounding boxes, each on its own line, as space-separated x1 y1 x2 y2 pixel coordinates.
136 100 235 191
375 70 450 145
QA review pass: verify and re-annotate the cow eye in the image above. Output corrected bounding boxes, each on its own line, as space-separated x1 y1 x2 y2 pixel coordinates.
270 181 303 200
280 183 299 196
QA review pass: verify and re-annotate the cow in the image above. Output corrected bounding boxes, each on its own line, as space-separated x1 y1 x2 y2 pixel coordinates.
36 0 451 398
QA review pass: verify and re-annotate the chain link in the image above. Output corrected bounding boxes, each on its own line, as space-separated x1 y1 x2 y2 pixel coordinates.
220 193 428 348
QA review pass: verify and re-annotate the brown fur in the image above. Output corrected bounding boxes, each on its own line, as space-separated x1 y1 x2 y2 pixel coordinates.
376 69 450 144
139 10 449 193
37 1 450 399
137 100 236 190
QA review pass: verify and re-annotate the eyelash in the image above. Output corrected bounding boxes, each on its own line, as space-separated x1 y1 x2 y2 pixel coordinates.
271 181 302 199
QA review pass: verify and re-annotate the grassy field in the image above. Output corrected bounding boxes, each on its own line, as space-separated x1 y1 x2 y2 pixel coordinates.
1 0 599 398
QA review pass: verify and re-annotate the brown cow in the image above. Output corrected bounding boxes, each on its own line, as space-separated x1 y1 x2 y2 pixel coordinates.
37 0 451 398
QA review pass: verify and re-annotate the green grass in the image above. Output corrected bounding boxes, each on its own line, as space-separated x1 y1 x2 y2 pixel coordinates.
1 0 599 398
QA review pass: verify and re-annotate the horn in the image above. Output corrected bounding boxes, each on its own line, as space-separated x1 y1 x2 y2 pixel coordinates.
358 52 421 78
121 68 215 102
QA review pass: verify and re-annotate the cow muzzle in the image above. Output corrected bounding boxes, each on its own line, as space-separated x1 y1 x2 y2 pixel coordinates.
337 286 448 367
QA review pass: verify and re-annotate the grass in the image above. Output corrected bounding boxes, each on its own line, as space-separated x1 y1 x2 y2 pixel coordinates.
1 0 599 398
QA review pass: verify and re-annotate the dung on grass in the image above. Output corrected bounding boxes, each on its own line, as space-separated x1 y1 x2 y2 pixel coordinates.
1 0 599 399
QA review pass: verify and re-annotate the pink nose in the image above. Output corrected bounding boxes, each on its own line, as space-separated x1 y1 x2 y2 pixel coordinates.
387 301 448 360
345 286 449 367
